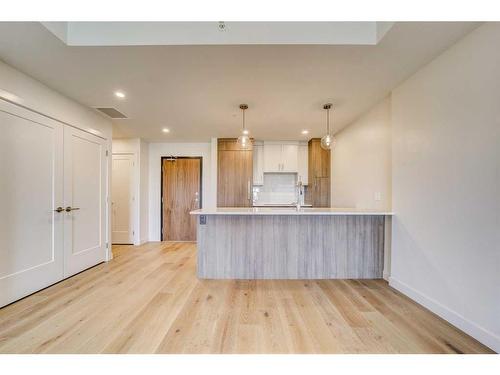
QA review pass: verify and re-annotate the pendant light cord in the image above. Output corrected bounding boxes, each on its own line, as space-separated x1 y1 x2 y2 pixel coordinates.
327 107 330 135
325 105 333 135
242 107 245 131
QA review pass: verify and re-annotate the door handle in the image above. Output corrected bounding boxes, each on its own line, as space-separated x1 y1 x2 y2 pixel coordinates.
65 206 80 212
194 192 200 208
54 207 64 213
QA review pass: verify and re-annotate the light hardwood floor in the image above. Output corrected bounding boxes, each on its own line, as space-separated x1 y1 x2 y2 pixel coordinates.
0 242 493 354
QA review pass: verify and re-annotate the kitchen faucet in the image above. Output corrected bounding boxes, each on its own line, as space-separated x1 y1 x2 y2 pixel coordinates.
295 179 304 210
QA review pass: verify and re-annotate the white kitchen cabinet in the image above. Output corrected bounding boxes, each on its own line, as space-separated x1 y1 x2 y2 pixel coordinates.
281 144 299 172
298 142 308 185
253 142 264 185
263 143 283 172
263 142 300 173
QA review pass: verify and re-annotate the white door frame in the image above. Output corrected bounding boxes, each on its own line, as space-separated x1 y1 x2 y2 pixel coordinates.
111 152 138 245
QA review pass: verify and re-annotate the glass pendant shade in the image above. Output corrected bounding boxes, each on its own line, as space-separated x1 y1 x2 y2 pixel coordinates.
237 134 251 149
320 134 335 150
320 103 335 150
237 104 250 149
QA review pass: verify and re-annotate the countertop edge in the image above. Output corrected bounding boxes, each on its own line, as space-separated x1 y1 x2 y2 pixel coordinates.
190 209 394 216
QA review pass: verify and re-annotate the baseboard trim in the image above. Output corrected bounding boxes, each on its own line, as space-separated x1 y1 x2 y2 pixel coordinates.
389 277 499 353
139 238 148 245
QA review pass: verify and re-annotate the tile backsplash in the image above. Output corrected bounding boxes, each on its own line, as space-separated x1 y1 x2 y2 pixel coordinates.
253 173 297 205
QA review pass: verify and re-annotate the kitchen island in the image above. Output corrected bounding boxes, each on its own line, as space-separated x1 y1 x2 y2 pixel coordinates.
191 208 393 279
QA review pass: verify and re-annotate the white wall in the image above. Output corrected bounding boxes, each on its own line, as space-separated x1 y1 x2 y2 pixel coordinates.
148 142 214 241
331 96 392 210
139 139 149 244
390 23 500 352
112 138 149 245
0 60 111 139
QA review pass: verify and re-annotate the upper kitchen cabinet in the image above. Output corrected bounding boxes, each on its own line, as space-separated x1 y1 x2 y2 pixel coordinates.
281 144 299 172
253 141 264 185
263 143 283 172
263 141 299 173
308 138 331 207
217 138 253 207
297 142 308 185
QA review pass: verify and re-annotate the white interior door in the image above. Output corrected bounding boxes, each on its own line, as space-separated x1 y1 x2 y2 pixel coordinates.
0 100 64 307
112 154 134 244
63 126 107 277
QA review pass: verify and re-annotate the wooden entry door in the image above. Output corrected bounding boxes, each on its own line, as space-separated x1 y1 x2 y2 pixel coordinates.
162 158 201 241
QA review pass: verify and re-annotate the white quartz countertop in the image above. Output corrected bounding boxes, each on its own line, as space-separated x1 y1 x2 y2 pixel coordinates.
190 207 393 216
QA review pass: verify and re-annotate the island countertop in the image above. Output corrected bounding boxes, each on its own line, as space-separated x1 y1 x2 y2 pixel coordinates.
190 207 393 216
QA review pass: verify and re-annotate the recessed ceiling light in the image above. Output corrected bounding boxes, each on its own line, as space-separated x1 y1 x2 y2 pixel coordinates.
114 91 126 99
162 128 170 133
242 129 249 135
301 130 309 135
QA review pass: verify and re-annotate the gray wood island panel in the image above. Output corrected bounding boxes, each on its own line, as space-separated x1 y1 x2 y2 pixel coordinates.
194 212 387 279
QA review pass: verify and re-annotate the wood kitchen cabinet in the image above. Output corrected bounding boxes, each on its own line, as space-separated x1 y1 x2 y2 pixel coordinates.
308 138 330 207
217 138 253 207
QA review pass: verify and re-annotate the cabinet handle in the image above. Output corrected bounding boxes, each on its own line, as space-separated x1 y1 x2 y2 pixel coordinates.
54 207 64 213
65 206 80 212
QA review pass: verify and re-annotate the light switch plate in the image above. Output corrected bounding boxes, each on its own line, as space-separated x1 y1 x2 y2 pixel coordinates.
374 192 382 201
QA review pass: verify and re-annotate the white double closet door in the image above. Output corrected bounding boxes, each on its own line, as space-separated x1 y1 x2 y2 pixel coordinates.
0 100 107 307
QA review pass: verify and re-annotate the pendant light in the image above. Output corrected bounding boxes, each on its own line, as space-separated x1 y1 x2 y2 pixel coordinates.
320 103 336 150
237 104 251 149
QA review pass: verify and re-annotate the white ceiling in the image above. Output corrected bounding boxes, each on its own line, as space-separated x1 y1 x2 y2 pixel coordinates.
0 22 480 142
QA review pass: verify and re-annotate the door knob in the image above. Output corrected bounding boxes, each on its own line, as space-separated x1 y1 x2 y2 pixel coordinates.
65 206 80 212
54 207 64 213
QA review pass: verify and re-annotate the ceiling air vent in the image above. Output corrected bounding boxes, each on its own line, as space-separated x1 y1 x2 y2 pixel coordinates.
95 107 128 119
